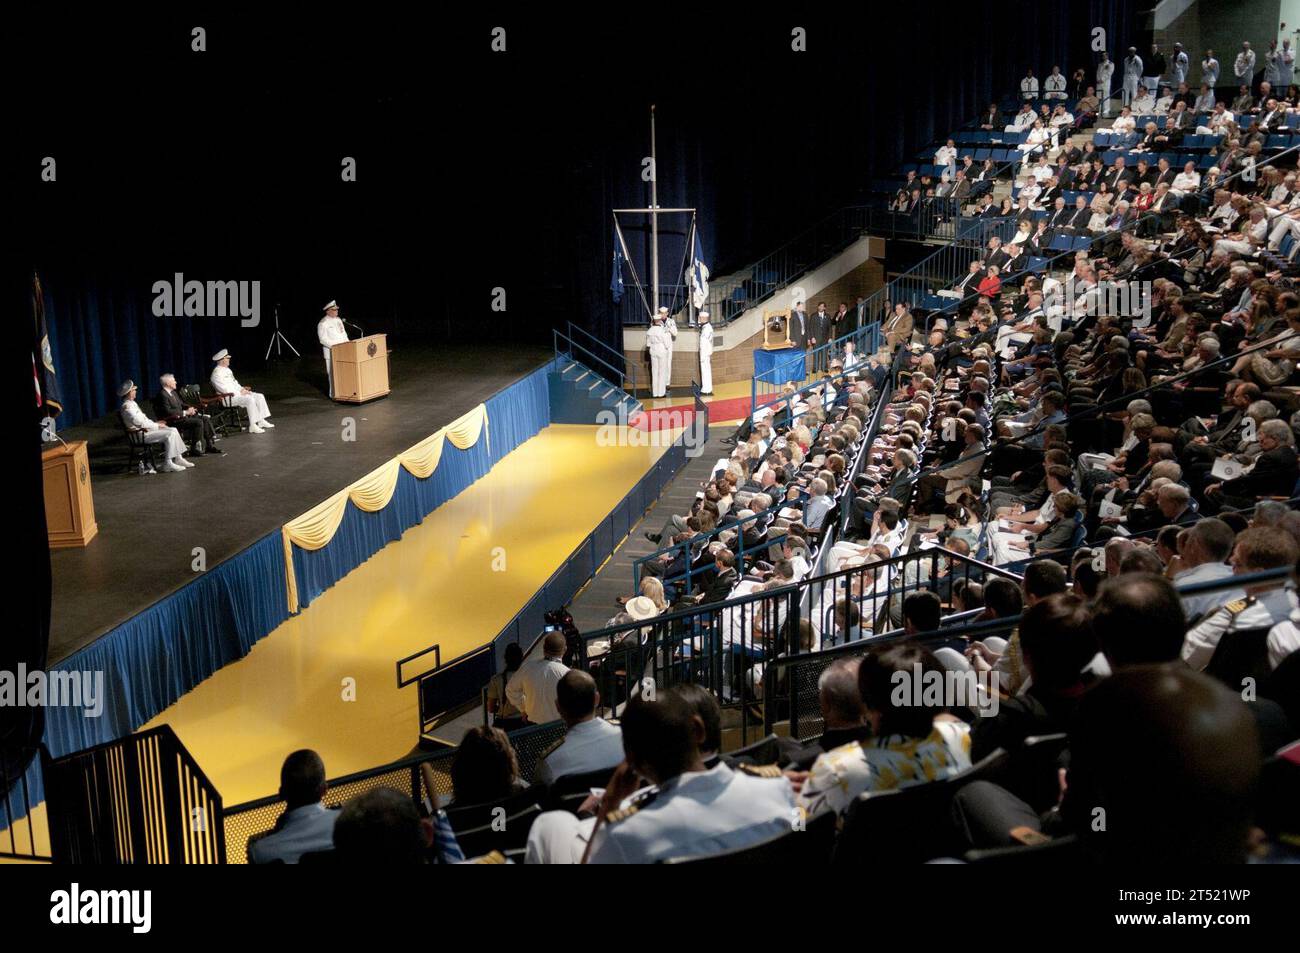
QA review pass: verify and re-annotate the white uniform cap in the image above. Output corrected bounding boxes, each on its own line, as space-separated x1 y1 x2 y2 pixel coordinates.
212 349 230 362
323 300 338 312
117 380 135 397
699 310 710 318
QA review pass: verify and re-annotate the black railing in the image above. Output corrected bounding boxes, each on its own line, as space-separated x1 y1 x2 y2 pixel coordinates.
573 545 1021 747
0 749 49 862
41 724 224 864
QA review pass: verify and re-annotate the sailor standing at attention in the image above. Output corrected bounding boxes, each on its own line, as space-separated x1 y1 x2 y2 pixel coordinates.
210 349 274 433
698 311 714 395
317 300 350 397
118 380 193 472
647 314 672 399
659 306 678 393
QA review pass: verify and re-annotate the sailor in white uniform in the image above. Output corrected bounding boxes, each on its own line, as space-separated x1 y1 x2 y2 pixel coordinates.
210 349 274 433
698 310 714 394
646 313 672 398
118 380 193 472
317 300 349 397
659 307 678 391
1097 53 1115 116
1122 48 1143 106
1181 587 1295 672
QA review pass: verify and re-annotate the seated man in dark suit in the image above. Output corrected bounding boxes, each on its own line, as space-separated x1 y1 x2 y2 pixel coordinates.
1205 420 1300 512
155 372 223 455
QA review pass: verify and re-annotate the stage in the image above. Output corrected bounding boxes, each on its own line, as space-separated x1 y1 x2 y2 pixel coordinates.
47 343 551 665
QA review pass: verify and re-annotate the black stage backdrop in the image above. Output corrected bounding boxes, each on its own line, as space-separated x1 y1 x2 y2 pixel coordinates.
22 2 1136 426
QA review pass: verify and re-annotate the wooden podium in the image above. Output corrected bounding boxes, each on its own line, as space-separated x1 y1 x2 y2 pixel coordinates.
331 334 390 403
43 440 98 549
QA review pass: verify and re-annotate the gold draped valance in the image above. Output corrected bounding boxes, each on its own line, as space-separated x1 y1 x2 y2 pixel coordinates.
281 404 489 612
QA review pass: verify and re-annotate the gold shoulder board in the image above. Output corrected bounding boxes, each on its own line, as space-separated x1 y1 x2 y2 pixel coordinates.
1224 599 1249 614
469 850 508 864
738 763 783 779
605 804 641 824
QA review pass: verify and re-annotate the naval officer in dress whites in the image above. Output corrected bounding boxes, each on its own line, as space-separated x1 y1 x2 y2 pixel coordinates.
583 691 796 864
698 310 715 395
646 312 673 398
1180 526 1298 672
317 300 350 397
118 380 193 472
210 349 274 433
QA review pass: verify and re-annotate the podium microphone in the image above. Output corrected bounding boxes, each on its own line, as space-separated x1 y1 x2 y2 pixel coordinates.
346 319 366 336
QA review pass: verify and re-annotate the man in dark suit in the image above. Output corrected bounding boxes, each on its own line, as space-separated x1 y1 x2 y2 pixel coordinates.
1152 157 1178 190
810 302 832 372
154 373 223 455
979 103 1003 130
788 301 809 350
1205 422 1300 511
1067 195 1094 232
690 549 740 606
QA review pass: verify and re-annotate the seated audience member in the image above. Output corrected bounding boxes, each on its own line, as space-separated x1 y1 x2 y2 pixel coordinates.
1172 518 1245 620
584 691 795 864
333 787 451 864
1066 667 1261 864
1181 527 1298 671
798 642 972 818
535 670 624 786
485 642 527 732
505 631 569 724
970 594 1097 762
1089 572 1186 667
247 750 339 864
448 726 528 808
778 657 872 769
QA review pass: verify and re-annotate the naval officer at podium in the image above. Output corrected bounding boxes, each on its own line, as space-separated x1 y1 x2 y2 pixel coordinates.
318 300 350 397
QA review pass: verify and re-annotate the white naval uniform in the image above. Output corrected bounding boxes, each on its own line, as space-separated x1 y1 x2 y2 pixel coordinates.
211 365 271 428
120 399 187 464
698 322 714 393
1097 59 1115 115
1181 587 1294 672
317 315 349 396
663 316 678 390
585 762 796 864
647 324 672 397
1123 55 1143 104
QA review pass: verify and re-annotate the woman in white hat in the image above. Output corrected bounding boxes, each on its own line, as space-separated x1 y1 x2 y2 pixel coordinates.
118 380 193 472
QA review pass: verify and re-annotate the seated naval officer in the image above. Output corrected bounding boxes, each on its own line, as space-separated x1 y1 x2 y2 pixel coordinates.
154 373 223 455
210 348 274 433
118 379 194 472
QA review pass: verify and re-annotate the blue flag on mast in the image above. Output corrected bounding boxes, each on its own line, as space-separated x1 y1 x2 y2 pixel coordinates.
688 227 710 310
610 226 625 304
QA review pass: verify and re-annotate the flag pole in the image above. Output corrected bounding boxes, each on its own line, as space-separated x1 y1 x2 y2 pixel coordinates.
650 104 659 317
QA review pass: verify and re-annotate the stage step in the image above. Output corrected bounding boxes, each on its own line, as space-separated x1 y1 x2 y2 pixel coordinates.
548 355 641 425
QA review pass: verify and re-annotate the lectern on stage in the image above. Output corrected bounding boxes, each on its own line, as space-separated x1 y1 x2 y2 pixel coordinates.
43 440 98 548
331 334 390 403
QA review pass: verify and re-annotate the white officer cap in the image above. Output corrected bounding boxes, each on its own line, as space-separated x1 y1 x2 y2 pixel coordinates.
699 310 710 319
117 380 135 397
212 349 230 362
323 300 338 312
658 307 669 315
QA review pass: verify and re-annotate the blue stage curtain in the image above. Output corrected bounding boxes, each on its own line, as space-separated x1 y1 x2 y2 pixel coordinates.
42 529 289 758
292 362 553 609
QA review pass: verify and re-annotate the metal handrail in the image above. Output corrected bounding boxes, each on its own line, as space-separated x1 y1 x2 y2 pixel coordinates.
566 320 638 395
553 328 629 395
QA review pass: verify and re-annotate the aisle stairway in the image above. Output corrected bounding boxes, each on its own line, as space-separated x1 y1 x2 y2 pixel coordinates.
566 431 732 633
